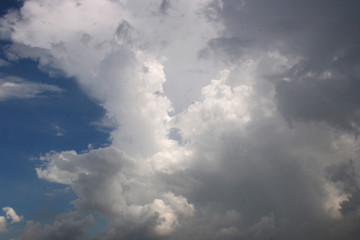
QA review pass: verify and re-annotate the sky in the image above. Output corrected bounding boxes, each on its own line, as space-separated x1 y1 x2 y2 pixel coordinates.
0 0 360 239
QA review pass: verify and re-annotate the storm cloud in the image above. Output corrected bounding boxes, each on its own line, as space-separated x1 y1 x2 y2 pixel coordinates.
1 0 360 239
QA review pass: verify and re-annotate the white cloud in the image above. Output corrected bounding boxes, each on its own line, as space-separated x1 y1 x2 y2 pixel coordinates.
3 207 23 224
36 146 194 237
0 76 62 101
175 69 253 141
0 207 23 234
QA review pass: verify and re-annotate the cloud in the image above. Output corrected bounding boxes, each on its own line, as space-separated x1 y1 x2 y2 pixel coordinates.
53 124 64 136
15 212 94 240
35 63 360 239
163 68 353 239
36 147 194 238
0 216 6 233
1 0 360 239
3 207 23 224
0 76 62 101
0 207 23 233
204 0 360 131
0 58 9 67
159 0 171 15
326 160 360 216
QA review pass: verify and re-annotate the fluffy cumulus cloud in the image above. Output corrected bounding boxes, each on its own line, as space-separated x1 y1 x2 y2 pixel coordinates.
0 207 23 233
1 0 360 239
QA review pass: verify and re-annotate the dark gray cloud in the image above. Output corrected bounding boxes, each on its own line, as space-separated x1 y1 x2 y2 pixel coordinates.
16 213 94 240
161 120 337 239
198 37 250 64
326 160 360 216
159 0 171 15
204 0 360 130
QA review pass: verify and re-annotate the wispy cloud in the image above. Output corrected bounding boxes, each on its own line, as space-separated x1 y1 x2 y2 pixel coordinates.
0 76 62 101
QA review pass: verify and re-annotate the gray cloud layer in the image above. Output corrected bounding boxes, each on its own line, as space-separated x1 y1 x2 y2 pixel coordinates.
1 0 360 239
208 0 360 131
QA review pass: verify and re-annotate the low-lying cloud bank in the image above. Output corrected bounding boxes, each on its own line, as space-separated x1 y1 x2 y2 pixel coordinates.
1 0 360 239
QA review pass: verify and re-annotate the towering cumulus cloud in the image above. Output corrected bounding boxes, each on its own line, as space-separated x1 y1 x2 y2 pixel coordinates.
1 0 360 239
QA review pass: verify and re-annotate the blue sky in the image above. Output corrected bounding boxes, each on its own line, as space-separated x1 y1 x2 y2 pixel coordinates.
1 0 360 239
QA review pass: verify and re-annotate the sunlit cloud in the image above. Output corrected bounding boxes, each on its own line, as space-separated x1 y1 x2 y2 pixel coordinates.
1 0 360 239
